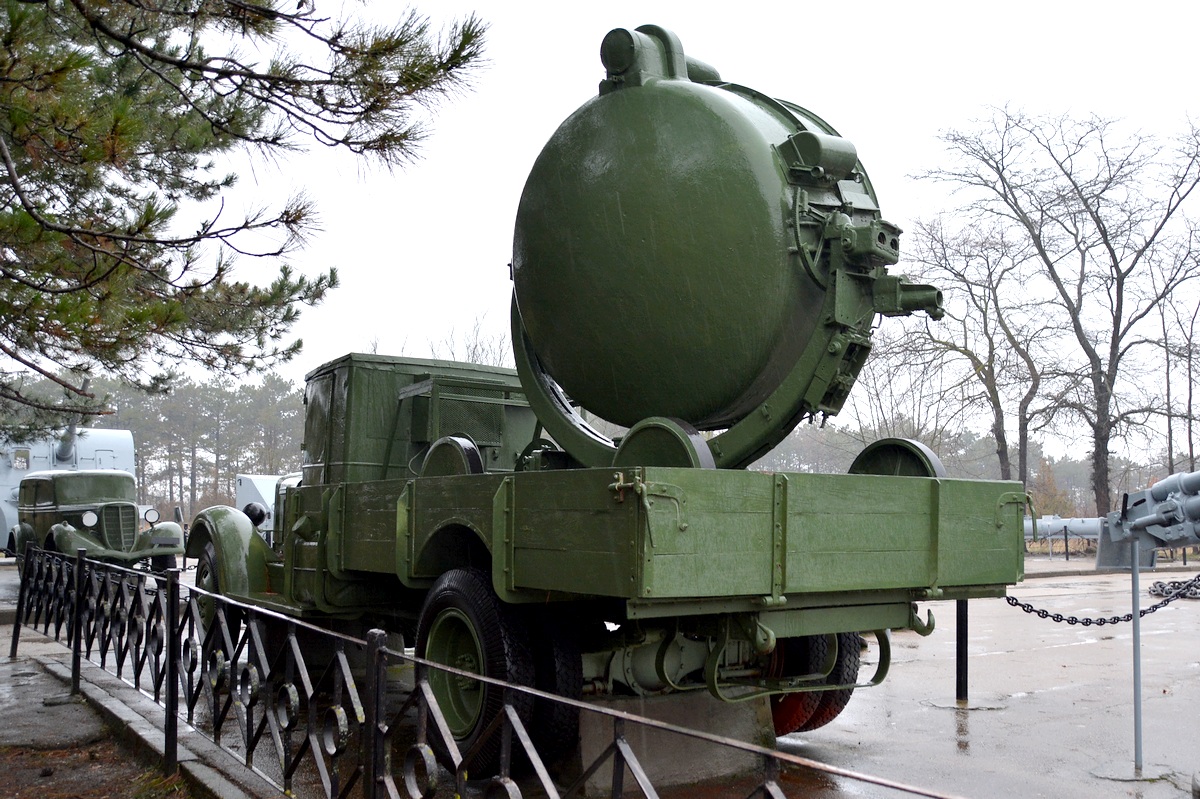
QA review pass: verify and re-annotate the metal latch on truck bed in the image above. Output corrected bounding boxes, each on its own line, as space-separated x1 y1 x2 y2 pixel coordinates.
610 472 689 541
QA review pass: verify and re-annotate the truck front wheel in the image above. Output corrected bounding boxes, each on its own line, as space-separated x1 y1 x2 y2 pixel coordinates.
415 568 534 774
195 541 241 651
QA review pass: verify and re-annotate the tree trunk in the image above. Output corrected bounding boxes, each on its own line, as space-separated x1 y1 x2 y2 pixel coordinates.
1017 414 1030 486
992 414 1012 481
189 442 197 517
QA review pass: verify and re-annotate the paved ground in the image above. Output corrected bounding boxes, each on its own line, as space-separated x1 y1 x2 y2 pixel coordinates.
774 558 1200 798
2 554 1198 798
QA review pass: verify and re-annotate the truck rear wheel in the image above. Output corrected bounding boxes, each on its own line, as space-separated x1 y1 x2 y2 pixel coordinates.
769 635 826 736
770 632 862 735
797 631 862 732
416 568 534 774
529 612 582 764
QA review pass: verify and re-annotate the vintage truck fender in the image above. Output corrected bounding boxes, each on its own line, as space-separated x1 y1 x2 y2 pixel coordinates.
7 522 33 558
186 505 273 597
132 520 186 555
47 522 117 560
47 521 186 564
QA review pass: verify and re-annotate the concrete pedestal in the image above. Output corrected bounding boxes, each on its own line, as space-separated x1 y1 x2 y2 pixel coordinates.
557 692 775 796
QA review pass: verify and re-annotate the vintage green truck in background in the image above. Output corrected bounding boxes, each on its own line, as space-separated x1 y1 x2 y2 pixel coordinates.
185 25 1026 771
7 469 184 573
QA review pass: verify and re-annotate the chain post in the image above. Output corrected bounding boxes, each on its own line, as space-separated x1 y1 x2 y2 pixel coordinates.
955 600 968 702
1131 537 1143 771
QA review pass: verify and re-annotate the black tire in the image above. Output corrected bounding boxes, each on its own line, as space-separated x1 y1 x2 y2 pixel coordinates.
415 568 534 775
528 611 582 764
769 635 826 736
797 631 862 732
195 541 241 651
150 553 178 593
247 613 294 676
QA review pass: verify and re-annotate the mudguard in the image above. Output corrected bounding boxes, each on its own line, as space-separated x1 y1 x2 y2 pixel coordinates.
8 523 33 558
137 520 186 552
47 520 185 564
186 505 275 597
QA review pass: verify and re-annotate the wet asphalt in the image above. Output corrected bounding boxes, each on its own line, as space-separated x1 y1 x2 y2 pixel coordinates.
776 558 1200 798
1 554 1198 798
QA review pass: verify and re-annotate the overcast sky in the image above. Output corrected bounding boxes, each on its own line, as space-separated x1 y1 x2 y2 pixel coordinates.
238 0 1198 385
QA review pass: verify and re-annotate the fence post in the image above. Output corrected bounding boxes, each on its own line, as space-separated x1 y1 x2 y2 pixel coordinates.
363 629 387 799
164 568 180 777
8 543 31 658
71 548 85 695
611 717 626 796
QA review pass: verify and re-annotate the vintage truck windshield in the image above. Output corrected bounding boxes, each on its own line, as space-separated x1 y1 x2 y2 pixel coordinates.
52 475 137 504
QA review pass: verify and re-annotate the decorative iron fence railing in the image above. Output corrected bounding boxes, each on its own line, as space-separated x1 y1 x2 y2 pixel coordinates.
9 547 963 799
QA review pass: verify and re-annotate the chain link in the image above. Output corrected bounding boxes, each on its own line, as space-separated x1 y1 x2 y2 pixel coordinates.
1005 572 1200 625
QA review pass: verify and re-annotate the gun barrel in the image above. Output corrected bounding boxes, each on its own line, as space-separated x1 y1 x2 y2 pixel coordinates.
1024 515 1103 539
55 424 77 463
1107 467 1200 547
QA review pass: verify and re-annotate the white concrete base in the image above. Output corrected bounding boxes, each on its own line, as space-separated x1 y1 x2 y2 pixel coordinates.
559 692 775 796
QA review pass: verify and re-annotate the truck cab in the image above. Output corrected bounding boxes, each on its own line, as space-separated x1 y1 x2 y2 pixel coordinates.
7 470 184 573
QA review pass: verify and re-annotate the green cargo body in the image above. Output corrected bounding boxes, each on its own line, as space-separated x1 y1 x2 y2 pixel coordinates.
489 467 1024 611
262 466 1023 625
201 349 1024 645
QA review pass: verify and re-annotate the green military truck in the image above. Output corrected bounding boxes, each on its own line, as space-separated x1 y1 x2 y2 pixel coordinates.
185 25 1026 771
7 469 184 574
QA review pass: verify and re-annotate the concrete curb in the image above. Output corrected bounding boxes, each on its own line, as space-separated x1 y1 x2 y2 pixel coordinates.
36 654 280 799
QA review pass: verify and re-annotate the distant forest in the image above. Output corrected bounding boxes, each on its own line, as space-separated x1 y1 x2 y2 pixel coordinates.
44 366 1168 525
81 375 304 520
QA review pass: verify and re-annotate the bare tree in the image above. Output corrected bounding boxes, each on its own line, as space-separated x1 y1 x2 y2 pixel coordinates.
904 216 1076 483
428 317 511 367
920 109 1200 514
846 327 975 455
1158 278 1200 472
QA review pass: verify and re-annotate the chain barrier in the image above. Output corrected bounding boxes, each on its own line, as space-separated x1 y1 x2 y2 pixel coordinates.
1148 578 1200 599
1005 572 1200 625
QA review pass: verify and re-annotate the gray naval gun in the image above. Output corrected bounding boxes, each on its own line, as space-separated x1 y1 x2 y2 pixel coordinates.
1103 469 1200 562
1027 469 1200 568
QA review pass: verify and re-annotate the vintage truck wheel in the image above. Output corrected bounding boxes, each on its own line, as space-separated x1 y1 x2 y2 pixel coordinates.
797 631 862 732
416 568 534 774
528 612 582 763
769 635 826 735
195 542 241 649
770 631 863 734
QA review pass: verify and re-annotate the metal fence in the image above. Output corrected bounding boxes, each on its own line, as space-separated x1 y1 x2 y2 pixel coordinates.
9 547 962 799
